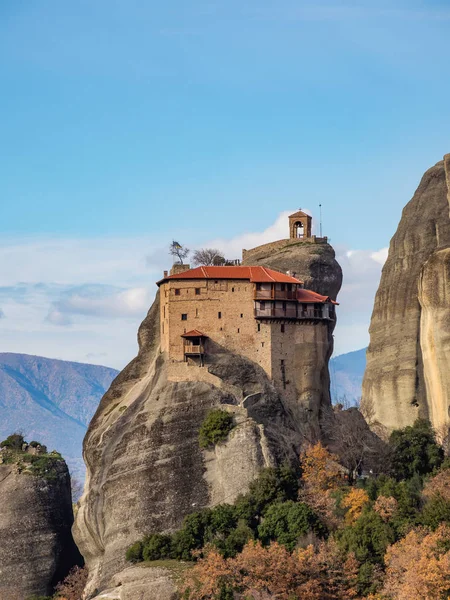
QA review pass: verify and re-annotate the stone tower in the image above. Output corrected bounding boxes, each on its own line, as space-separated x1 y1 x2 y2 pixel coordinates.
289 210 312 239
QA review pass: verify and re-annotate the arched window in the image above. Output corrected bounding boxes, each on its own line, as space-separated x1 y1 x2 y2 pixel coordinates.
294 221 304 238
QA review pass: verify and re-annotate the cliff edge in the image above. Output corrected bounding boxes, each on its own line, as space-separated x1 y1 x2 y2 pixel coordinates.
362 155 450 432
74 234 342 598
0 441 80 600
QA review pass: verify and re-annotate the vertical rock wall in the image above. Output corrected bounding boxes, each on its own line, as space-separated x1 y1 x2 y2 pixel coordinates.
0 461 80 600
362 155 450 432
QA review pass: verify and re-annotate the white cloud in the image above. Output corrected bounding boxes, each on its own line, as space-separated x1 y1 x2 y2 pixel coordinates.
332 246 388 355
48 286 152 322
0 215 388 368
206 209 313 258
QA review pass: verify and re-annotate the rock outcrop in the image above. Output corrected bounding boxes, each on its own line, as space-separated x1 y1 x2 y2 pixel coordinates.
243 239 342 300
0 455 80 600
74 241 342 598
362 155 450 433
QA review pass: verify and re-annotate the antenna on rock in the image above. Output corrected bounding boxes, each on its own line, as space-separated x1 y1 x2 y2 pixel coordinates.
319 204 323 237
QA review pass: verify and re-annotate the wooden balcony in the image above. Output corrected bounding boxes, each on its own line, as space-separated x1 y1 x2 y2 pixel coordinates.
184 344 204 355
254 306 335 321
254 290 297 300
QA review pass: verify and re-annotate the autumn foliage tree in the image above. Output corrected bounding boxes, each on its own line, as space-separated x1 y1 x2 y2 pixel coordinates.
342 488 370 525
181 539 359 600
300 442 344 527
382 524 450 600
54 566 88 600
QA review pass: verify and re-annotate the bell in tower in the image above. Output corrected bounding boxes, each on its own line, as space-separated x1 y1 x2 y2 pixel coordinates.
289 209 312 239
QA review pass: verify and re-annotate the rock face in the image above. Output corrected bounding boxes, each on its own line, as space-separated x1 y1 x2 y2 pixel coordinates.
74 242 342 598
0 460 80 600
362 155 450 432
242 240 342 300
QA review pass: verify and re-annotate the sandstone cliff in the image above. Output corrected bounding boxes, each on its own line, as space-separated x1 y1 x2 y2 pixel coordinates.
362 155 450 433
242 240 342 300
74 243 342 598
0 455 80 599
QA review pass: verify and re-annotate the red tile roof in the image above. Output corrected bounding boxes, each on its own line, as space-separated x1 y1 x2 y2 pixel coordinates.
181 330 208 338
297 289 338 304
157 266 303 285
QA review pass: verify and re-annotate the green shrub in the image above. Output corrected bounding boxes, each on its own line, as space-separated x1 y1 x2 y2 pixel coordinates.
236 465 299 519
142 533 173 561
421 493 450 530
389 419 443 481
126 540 144 563
258 500 325 551
337 509 395 564
198 410 234 448
1 433 24 450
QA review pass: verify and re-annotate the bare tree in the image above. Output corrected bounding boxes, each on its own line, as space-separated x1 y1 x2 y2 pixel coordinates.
169 240 190 264
71 477 84 503
192 248 226 266
323 405 389 481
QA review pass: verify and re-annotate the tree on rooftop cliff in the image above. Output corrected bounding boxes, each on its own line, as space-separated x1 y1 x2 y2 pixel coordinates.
192 248 226 266
169 240 190 264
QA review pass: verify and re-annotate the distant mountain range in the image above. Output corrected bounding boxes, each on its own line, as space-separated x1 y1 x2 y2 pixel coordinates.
0 349 366 484
0 353 118 482
330 347 367 406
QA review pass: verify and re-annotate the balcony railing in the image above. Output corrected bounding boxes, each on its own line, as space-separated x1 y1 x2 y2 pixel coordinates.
254 307 334 320
254 290 297 300
184 344 204 355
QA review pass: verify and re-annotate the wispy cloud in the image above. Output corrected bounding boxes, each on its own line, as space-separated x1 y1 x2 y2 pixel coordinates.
0 214 386 367
47 285 152 325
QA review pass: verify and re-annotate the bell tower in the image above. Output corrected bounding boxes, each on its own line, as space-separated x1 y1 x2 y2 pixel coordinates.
289 209 312 239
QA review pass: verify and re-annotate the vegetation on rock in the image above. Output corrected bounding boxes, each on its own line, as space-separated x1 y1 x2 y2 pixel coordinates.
198 410 235 449
0 432 64 479
124 418 450 599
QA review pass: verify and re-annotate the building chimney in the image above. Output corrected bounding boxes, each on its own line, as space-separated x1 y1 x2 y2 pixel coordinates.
163 270 168 278
170 263 191 276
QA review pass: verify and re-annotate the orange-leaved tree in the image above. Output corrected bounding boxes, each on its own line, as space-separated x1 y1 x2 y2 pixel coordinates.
300 442 344 526
382 524 450 600
181 539 359 600
373 495 398 523
342 488 370 525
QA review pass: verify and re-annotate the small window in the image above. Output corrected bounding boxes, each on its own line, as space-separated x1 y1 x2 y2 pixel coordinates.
218 311 222 319
162 322 164 333
257 323 261 332
215 280 218 284
256 283 262 291
163 305 166 318
281 359 285 366
195 288 201 295
282 302 287 312
237 328 240 333
240 313 243 318
175 288 180 296
261 342 264 347
181 313 187 321
232 287 235 292
280 283 285 291
281 324 285 333
260 301 265 311
196 308 199 317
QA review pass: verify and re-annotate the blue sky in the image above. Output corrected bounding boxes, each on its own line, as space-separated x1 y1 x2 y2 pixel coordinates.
0 1 449 367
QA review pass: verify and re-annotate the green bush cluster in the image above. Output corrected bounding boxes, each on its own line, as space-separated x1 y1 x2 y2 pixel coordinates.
0 433 63 479
126 465 317 563
198 409 234 449
127 418 450 598
1 433 25 450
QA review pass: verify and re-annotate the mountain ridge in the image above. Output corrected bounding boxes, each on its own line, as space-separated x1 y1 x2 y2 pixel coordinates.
0 352 118 480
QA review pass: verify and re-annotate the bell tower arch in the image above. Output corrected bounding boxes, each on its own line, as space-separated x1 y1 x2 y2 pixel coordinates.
289 210 312 239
